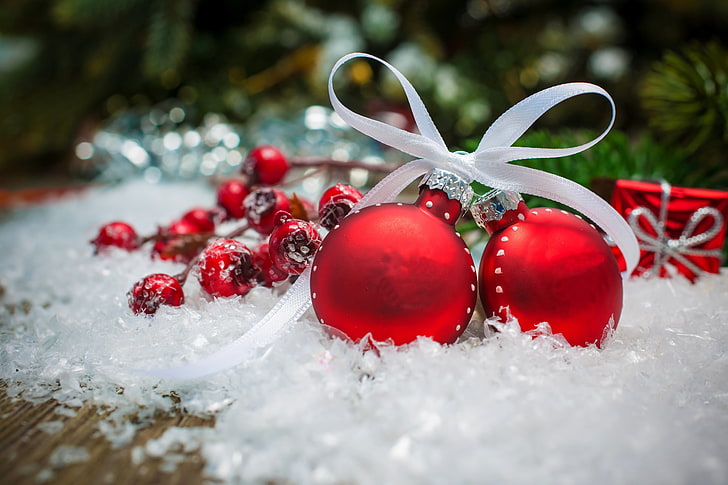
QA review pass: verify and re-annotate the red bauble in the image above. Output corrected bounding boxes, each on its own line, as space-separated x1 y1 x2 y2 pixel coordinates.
478 200 623 347
310 177 477 346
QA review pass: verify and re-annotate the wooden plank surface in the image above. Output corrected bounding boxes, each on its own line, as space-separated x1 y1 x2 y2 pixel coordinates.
0 386 215 484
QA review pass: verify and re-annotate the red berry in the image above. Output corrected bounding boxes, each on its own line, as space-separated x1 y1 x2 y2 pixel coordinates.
92 221 140 253
318 184 363 230
268 219 322 275
152 219 202 262
244 187 291 235
197 239 257 298
181 207 217 233
128 273 184 315
252 242 289 287
217 179 250 219
243 145 290 185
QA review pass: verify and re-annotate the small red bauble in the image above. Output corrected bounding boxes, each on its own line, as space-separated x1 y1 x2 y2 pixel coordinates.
244 187 291 235
217 179 250 220
92 221 140 253
310 169 477 345
128 273 184 315
268 218 322 275
243 146 290 185
474 192 623 347
197 239 257 298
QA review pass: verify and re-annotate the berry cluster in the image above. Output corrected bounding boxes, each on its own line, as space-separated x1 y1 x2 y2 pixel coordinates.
91 145 363 315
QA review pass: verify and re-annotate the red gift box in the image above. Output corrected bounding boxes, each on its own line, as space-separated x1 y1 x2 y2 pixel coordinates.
610 179 728 282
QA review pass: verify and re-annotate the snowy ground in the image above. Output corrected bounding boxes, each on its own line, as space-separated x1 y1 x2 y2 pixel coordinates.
1 180 727 485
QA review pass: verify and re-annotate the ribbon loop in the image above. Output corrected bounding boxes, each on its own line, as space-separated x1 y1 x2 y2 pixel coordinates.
329 52 638 276
143 52 640 379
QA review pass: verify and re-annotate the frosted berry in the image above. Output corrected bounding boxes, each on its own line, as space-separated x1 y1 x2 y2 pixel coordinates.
128 273 184 315
152 218 203 262
197 239 257 298
318 183 363 230
243 145 290 185
181 207 218 233
268 219 322 275
217 179 250 220
92 221 140 253
244 187 291 235
252 242 289 287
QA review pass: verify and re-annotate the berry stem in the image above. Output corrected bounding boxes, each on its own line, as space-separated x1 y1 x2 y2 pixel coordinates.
289 156 398 173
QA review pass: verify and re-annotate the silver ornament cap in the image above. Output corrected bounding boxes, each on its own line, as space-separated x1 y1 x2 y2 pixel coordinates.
418 168 474 211
470 189 527 234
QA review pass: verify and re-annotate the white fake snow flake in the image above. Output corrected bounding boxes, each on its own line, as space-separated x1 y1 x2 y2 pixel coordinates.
0 179 727 484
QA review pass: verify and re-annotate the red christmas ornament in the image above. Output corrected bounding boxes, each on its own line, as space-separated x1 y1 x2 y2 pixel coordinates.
473 191 623 347
310 169 478 345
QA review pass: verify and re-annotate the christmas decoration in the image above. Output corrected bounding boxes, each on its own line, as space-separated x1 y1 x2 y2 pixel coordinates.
151 218 207 263
128 273 185 315
243 187 291 235
141 52 639 379
268 217 322 276
473 191 623 347
91 221 140 254
252 243 290 287
243 145 291 186
216 179 251 220
317 183 364 230
197 239 258 298
310 168 477 345
610 179 728 282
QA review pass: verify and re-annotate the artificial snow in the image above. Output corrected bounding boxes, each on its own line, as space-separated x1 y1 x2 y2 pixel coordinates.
1 179 727 484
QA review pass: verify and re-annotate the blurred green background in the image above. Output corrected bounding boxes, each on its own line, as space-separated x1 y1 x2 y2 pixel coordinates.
0 0 727 190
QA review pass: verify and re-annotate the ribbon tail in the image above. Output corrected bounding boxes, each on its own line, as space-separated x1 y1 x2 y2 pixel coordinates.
476 163 640 277
136 268 313 379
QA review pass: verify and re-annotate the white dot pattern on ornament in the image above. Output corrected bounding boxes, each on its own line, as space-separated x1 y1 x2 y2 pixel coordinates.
512 226 519 231
444 212 451 220
497 249 505 256
425 200 433 208
496 286 504 293
470 284 476 292
495 267 502 274
517 213 525 221
501 236 509 242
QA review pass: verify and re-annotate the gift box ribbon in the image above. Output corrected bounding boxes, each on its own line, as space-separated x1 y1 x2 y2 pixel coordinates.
140 53 638 379
628 182 724 277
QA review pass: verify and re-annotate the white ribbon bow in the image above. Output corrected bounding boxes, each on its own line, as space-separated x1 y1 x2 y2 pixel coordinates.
142 52 639 379
629 205 724 277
